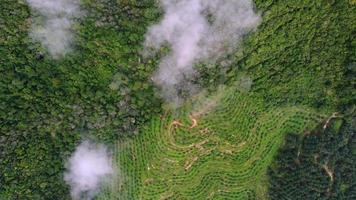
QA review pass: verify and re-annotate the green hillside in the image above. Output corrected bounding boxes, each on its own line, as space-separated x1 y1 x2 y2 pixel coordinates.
98 87 324 199
0 0 355 200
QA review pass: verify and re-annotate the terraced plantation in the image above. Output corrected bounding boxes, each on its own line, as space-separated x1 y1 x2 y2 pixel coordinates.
98 87 326 199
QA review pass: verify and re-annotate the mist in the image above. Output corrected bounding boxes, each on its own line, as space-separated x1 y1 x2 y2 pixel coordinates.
64 141 114 200
26 0 81 58
144 0 261 105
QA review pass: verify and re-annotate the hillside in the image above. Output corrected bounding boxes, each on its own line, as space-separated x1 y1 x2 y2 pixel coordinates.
0 0 355 200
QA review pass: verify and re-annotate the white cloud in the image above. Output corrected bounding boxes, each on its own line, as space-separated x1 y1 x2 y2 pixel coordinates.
26 0 81 58
64 141 114 200
144 0 261 105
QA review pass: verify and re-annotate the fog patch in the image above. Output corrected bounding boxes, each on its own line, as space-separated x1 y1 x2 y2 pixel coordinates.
144 0 261 105
26 0 81 58
64 140 114 200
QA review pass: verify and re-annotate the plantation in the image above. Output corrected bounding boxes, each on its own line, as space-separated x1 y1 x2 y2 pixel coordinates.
1 0 355 200
98 88 325 199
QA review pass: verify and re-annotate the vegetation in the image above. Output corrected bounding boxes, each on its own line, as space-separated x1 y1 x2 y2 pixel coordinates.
98 87 324 199
268 116 356 200
0 1 161 199
99 0 355 199
199 0 355 112
0 0 355 199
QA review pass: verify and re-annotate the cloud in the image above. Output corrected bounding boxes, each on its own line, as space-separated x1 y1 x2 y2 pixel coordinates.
144 0 261 105
26 0 81 58
64 140 114 200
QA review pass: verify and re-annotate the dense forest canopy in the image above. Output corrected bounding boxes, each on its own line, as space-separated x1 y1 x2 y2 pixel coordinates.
268 116 356 200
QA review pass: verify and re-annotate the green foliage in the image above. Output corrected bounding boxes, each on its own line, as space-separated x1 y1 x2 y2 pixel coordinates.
98 0 355 199
0 0 161 199
98 87 324 199
198 0 356 111
1 0 355 199
267 116 356 200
